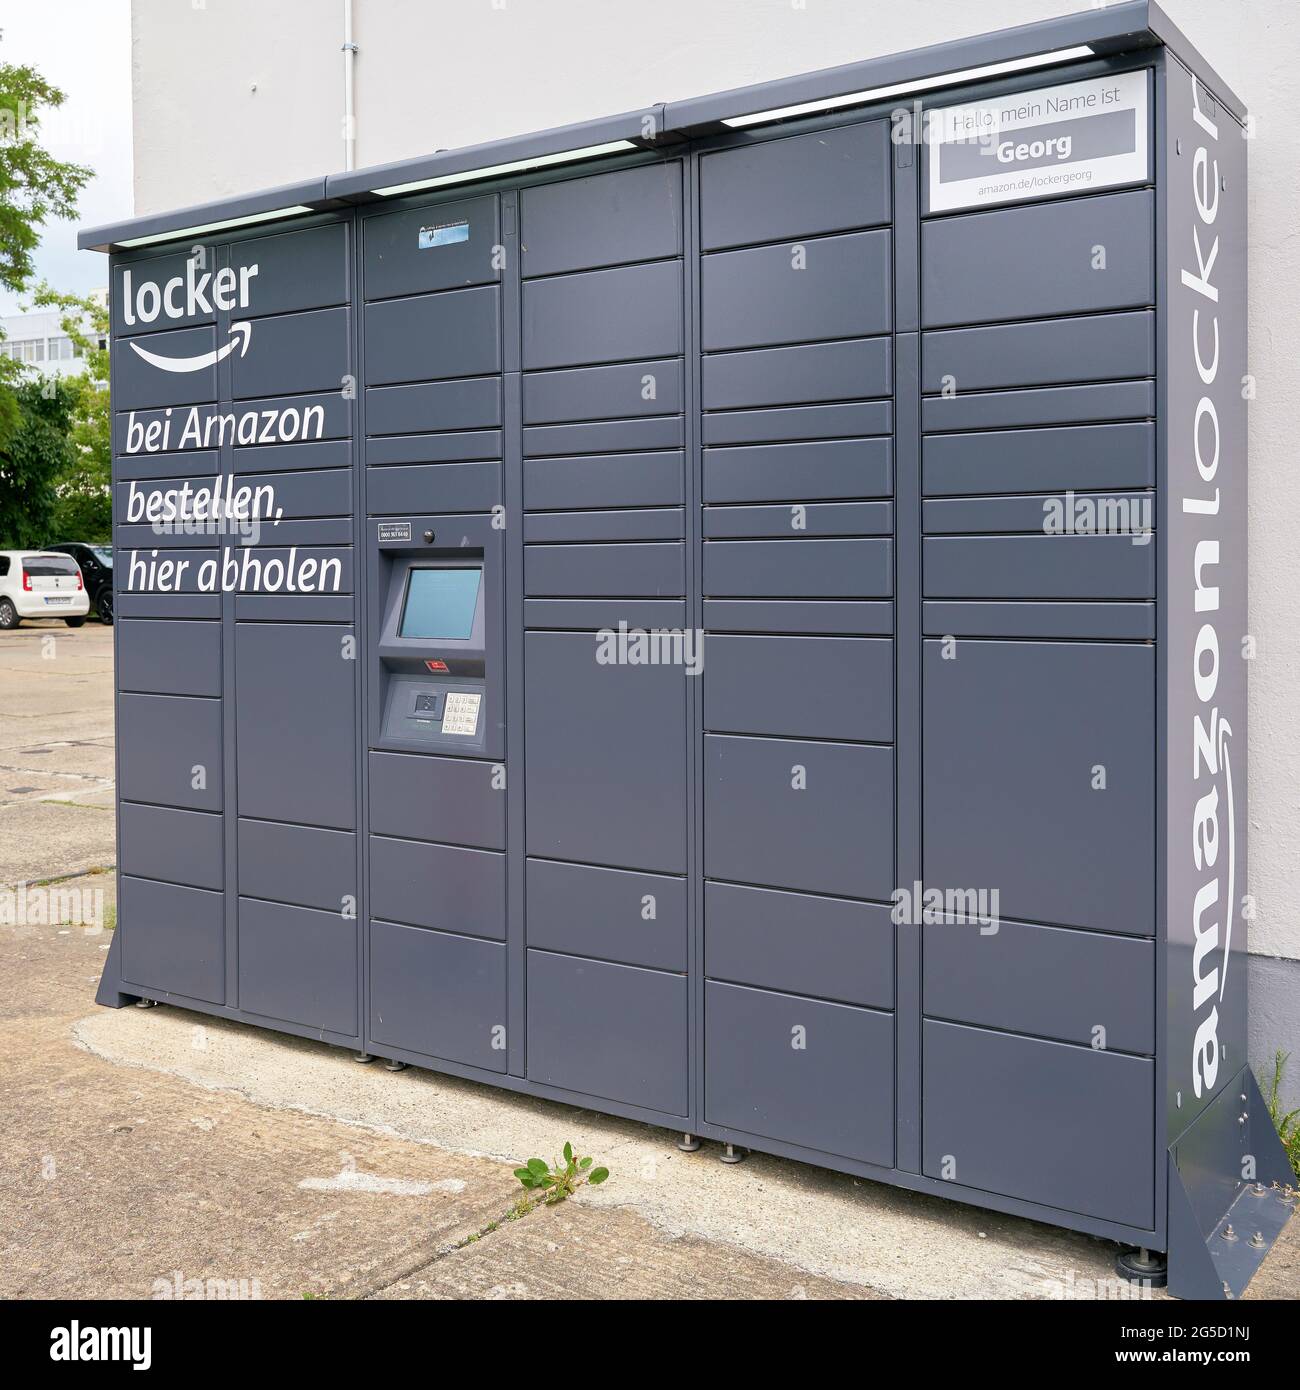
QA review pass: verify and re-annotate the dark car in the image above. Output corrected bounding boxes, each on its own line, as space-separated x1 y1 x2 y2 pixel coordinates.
48 543 113 624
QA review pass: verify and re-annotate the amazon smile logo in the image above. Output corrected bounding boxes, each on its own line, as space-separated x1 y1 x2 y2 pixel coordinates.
122 256 260 373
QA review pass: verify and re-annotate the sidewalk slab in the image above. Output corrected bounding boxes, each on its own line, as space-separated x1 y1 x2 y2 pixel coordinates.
370 1200 878 1300
74 971 1234 1301
0 801 116 886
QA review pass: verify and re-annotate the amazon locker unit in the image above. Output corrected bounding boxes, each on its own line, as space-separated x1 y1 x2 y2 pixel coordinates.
82 3 1293 1299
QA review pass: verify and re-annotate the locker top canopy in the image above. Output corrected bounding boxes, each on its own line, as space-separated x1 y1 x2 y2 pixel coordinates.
78 0 1243 253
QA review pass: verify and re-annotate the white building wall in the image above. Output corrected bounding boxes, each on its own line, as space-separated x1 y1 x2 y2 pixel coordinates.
0 306 103 379
126 0 1300 1095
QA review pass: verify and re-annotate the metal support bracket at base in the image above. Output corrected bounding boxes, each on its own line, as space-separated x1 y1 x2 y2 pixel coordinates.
93 929 139 1009
676 1133 701 1152
719 1143 747 1165
1167 1064 1297 1299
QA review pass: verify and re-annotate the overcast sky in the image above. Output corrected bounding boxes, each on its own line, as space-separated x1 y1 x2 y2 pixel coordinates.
0 0 132 316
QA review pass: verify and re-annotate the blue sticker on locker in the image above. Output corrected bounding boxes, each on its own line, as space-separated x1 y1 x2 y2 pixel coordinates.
418 220 470 249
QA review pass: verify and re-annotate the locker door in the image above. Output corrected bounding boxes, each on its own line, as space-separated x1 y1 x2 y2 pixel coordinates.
525 631 687 874
923 639 1154 933
235 623 356 831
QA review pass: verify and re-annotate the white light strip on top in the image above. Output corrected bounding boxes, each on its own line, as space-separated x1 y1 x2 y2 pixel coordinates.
373 139 640 196
117 205 316 248
720 45 1096 128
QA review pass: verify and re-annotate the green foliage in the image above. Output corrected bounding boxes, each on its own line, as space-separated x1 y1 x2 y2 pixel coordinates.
0 38 95 534
0 52 92 295
33 286 110 541
1263 1051 1300 1182
0 316 21 451
0 372 75 547
513 1140 610 1210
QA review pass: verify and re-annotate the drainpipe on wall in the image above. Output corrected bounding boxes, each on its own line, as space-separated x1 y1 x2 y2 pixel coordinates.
342 0 358 171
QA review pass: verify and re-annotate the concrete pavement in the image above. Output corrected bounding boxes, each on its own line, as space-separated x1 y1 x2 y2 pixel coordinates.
3 895 874 1301
0 621 115 886
1 618 1296 1301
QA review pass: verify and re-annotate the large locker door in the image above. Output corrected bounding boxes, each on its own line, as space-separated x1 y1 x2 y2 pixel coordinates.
525 631 687 874
698 121 897 1165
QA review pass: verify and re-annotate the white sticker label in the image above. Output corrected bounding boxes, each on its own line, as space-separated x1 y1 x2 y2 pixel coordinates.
926 71 1149 213
441 691 481 737
419 220 470 249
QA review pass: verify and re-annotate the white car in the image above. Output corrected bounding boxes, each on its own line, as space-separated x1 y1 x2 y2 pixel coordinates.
0 550 91 629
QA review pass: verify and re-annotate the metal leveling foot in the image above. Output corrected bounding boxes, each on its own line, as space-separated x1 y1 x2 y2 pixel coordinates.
1116 1247 1168 1287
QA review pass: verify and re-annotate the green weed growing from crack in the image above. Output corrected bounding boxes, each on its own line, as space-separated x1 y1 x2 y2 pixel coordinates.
449 1145 611 1253
512 1141 608 1215
1263 1050 1300 1182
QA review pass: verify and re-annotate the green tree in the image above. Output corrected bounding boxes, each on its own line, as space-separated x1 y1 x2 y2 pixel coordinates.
0 373 74 547
0 48 91 299
0 32 92 479
34 286 110 541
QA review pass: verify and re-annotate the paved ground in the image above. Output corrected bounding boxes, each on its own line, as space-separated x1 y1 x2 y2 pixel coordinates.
0 621 115 886
1 618 1296 1301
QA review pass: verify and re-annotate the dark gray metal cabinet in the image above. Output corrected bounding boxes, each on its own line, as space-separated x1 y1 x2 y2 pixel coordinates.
118 693 222 811
706 981 894 1165
369 921 507 1071
120 802 223 892
366 288 501 384
234 622 357 830
93 8 1281 1299
117 615 220 699
922 1020 1155 1229
119 876 224 1004
527 859 688 973
705 734 894 899
705 882 894 1010
923 639 1155 933
525 631 688 874
524 262 683 369
920 190 1154 328
528 952 688 1114
237 898 359 1035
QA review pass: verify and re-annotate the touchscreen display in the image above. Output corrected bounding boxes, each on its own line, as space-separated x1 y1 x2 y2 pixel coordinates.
399 567 481 640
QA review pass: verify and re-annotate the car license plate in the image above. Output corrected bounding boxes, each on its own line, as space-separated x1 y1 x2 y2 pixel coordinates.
44 596 71 605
